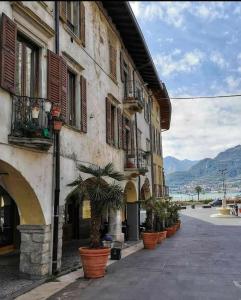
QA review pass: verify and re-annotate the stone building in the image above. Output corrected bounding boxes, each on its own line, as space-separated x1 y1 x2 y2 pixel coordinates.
0 1 171 279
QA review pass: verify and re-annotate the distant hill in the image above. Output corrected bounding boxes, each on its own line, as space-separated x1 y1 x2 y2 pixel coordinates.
166 145 241 189
164 156 198 174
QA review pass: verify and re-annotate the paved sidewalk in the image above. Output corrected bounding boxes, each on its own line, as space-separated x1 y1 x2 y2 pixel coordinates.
48 209 241 300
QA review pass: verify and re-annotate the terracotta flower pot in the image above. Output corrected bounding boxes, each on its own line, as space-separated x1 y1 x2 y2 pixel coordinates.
53 120 63 131
159 231 167 242
51 105 61 117
166 226 176 238
79 247 110 279
142 232 158 249
157 232 162 244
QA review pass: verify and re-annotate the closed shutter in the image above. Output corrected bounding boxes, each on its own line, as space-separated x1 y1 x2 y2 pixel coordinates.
109 43 117 79
0 13 17 94
106 97 111 145
130 120 135 156
59 1 67 22
47 49 61 104
61 58 67 123
122 116 127 150
80 75 87 133
79 2 85 47
120 51 124 82
117 107 122 149
127 65 132 95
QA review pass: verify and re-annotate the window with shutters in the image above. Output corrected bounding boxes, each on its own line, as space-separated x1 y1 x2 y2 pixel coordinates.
16 35 39 97
67 69 76 127
60 1 85 46
110 104 118 146
67 2 80 35
106 98 119 147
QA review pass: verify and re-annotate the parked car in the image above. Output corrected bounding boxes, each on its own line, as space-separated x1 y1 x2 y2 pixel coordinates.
209 199 222 207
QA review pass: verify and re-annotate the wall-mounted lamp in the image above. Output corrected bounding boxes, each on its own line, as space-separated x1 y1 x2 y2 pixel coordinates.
90 113 94 119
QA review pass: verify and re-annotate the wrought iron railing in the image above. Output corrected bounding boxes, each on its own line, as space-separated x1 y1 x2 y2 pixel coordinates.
124 80 144 108
125 149 148 172
10 95 53 139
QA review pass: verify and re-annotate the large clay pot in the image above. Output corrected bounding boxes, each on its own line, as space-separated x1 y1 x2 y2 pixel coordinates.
166 226 176 238
142 232 158 249
79 247 110 278
159 231 167 242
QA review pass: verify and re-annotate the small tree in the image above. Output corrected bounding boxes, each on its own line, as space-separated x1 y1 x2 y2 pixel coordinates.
68 163 124 248
195 186 202 201
141 196 156 232
154 200 167 232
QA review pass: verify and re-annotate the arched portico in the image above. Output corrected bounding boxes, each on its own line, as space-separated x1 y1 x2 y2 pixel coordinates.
124 181 139 241
0 160 50 278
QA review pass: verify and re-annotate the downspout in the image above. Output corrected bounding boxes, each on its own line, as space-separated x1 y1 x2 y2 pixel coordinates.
149 96 154 197
52 1 60 275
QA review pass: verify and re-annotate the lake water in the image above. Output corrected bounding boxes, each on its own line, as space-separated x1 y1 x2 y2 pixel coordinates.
170 192 241 201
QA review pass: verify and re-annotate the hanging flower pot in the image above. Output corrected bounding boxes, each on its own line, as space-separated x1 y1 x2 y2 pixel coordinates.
44 101 52 113
32 106 40 119
51 105 61 117
53 120 63 131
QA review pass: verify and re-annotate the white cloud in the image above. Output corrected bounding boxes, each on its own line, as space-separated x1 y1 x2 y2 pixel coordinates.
154 49 205 77
130 1 229 28
162 98 241 160
210 51 228 69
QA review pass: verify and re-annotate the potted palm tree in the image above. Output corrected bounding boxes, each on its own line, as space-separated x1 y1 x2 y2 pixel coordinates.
154 200 167 243
141 196 158 249
68 163 124 278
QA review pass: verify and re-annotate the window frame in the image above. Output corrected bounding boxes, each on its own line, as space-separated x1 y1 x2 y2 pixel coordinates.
67 68 77 127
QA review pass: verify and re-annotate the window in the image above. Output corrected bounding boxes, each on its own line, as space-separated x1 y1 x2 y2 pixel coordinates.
67 2 80 36
16 36 39 97
67 70 76 126
110 104 117 146
108 31 117 80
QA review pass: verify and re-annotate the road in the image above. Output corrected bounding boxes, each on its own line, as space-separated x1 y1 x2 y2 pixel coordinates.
49 208 241 300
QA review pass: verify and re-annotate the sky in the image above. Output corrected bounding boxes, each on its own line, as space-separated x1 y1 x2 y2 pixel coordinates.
130 1 241 160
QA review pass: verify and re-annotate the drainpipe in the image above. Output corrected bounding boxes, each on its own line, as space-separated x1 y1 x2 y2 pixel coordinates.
52 1 60 275
149 96 154 196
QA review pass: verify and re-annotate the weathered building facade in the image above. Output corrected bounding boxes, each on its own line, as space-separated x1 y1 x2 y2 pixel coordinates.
0 1 171 279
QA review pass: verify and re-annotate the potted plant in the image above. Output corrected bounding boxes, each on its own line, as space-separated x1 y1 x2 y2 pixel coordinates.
67 163 124 278
141 196 158 249
154 200 167 243
51 104 61 117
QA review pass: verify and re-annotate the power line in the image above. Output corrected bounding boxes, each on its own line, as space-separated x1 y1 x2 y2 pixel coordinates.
158 94 241 100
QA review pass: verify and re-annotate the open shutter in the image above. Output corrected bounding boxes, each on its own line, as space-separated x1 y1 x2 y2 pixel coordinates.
61 58 67 123
122 116 127 150
106 97 111 145
120 51 124 82
59 1 67 22
80 75 87 133
117 107 122 149
47 50 61 105
130 120 135 156
0 13 17 94
79 2 85 47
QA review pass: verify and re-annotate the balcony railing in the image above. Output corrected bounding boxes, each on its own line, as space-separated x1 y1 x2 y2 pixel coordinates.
8 95 53 150
124 149 148 178
123 80 144 114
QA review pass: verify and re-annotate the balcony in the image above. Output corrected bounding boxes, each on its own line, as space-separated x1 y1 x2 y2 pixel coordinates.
123 81 144 114
8 95 53 150
124 149 148 179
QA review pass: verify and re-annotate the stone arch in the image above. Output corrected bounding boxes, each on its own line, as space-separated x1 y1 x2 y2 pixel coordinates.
141 178 151 200
0 159 45 225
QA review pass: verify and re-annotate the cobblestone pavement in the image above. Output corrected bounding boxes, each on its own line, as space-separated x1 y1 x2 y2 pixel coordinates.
48 209 241 300
0 251 37 299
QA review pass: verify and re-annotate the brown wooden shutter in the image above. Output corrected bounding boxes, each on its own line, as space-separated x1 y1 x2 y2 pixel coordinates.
127 65 132 94
130 120 135 156
47 49 61 104
109 43 117 79
80 75 87 133
122 116 127 150
0 13 17 94
120 51 124 82
106 97 111 145
59 1 67 22
79 2 85 47
117 107 122 149
61 58 67 122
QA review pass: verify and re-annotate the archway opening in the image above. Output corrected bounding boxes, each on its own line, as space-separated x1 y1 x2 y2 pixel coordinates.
123 181 138 241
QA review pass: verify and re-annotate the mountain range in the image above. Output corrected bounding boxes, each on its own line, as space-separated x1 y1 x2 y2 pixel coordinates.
165 145 241 191
164 156 198 174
